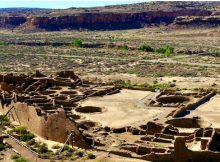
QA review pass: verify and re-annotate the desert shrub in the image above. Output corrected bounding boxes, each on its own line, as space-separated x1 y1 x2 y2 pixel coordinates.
74 149 84 157
52 144 60 149
72 39 82 47
63 150 73 157
212 50 220 57
0 115 10 126
156 45 174 57
11 155 20 160
62 145 73 152
37 143 48 154
20 133 35 142
120 44 129 50
87 151 96 159
9 127 27 135
0 144 5 151
14 157 28 162
0 41 6 46
30 147 37 152
11 155 27 162
8 127 34 142
138 43 154 52
26 139 36 146
116 80 172 90
49 160 55 162
156 47 166 54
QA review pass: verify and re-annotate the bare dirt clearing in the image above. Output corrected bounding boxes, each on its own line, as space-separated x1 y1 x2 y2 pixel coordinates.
77 89 171 127
187 95 220 128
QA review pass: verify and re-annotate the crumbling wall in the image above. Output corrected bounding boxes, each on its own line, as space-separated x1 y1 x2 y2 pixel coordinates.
174 137 220 162
0 102 88 148
165 117 211 128
172 92 215 118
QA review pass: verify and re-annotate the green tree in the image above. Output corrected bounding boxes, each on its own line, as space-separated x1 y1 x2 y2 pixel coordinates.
138 43 154 52
0 41 6 46
156 45 174 57
72 39 82 47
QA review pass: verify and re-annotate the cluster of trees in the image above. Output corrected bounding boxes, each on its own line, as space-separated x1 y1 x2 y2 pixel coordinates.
71 39 174 57
138 43 174 57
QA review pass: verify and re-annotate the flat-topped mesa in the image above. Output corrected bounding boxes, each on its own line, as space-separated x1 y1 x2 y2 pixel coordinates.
0 9 213 30
172 15 220 27
0 16 26 28
24 9 211 31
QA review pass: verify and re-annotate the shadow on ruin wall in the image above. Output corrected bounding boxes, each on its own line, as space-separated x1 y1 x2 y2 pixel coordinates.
0 102 88 148
143 137 220 162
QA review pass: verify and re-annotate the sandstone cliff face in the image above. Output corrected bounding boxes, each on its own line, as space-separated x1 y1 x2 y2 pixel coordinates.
172 15 220 27
0 9 212 30
0 16 26 28
25 10 212 30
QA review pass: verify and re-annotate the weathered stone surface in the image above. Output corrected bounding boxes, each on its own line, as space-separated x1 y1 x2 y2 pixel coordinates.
0 9 212 30
112 127 126 133
0 16 26 28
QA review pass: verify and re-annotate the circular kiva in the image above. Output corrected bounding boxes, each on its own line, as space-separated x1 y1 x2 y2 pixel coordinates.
75 106 104 113
157 95 190 104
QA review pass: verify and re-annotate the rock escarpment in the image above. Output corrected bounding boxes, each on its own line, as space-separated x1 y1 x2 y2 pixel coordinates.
25 10 211 30
0 16 26 28
0 9 213 31
172 14 220 27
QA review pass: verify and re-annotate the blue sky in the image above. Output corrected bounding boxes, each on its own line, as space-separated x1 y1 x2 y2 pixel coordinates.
0 1 147 9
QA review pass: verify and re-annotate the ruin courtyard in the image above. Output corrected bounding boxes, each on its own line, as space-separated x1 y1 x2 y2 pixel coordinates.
0 70 219 162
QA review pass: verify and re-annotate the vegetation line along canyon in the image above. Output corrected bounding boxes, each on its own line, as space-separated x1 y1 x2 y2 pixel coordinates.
1 1 220 162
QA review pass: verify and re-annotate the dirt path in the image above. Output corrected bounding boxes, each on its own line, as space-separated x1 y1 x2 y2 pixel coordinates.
4 138 50 162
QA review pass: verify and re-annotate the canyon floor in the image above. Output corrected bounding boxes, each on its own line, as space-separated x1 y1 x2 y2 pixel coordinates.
1 26 220 162
1 27 220 87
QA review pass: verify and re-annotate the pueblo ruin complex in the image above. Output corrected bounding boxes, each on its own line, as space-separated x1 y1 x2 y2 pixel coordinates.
0 71 220 162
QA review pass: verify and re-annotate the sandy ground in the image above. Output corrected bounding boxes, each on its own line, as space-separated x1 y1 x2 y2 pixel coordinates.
34 135 66 152
0 149 14 162
188 141 202 151
76 89 163 128
187 94 220 128
83 74 220 90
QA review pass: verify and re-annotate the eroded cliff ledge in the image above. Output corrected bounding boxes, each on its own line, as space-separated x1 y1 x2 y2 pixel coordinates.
0 9 212 31
0 16 26 28
172 15 220 28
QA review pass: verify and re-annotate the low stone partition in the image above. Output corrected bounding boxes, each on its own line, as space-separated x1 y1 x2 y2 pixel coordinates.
173 137 220 162
141 136 220 162
142 152 173 161
140 122 165 135
0 74 27 85
55 99 77 107
155 133 175 140
172 92 216 118
166 117 211 128
121 144 167 156
157 95 190 104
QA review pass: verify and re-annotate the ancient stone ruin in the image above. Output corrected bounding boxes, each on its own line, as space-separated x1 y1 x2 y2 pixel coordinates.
0 71 119 148
1 71 220 162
